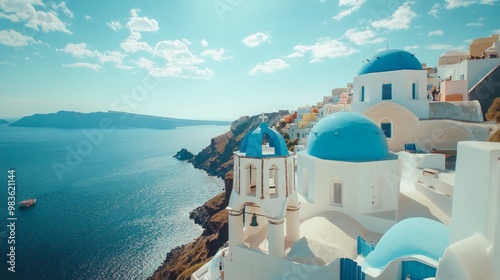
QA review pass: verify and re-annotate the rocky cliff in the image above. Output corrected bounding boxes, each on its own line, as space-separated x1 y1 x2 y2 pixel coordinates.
149 111 288 280
189 112 287 178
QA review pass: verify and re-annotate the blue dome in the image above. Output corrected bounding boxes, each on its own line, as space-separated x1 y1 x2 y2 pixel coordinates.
358 49 423 76
306 112 388 161
362 218 450 270
240 123 289 158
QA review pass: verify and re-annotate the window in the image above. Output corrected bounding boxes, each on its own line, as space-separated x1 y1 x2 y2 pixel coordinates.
246 164 257 197
381 122 392 138
382 83 392 100
412 83 416 99
269 164 278 198
330 181 343 206
361 86 365 102
460 74 464 80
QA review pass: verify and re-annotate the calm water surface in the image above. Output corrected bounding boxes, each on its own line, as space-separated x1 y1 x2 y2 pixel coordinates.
0 124 229 280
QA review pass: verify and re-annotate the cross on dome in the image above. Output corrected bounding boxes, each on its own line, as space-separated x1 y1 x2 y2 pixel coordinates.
259 112 267 123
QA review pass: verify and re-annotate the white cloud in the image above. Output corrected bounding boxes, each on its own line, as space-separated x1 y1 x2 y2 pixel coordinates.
0 29 38 47
445 0 476 8
51 1 73 18
63 62 103 71
467 21 483 26
371 1 416 30
107 20 122 31
404 45 419 50
97 51 126 65
153 40 204 65
26 10 72 33
201 48 233 61
428 3 440 17
57 43 96 57
120 31 151 53
0 0 71 33
427 43 453 50
0 0 42 22
493 29 500 34
250 59 289 75
121 39 151 53
58 43 130 70
344 28 384 45
242 32 270 47
444 0 496 9
84 15 92 20
201 39 208 47
134 57 213 79
287 37 358 63
126 9 159 32
120 9 158 54
333 0 366 20
428 30 444 36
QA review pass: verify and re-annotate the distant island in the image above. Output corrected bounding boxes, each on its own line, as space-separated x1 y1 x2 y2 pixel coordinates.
9 111 230 129
0 119 9 124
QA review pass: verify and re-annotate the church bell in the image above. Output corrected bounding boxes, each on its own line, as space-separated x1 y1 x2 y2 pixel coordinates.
250 213 259 227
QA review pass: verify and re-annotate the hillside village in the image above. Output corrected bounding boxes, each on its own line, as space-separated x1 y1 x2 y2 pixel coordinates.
190 34 500 280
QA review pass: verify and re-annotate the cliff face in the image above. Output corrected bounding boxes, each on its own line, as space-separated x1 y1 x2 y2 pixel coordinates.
189 112 287 178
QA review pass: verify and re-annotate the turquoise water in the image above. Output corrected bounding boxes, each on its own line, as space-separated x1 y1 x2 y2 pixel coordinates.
0 124 229 280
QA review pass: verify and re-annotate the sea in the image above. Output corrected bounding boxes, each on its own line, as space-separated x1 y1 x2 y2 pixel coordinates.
0 124 230 280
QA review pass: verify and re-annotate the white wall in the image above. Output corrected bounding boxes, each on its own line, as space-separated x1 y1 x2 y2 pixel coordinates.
465 58 500 89
224 245 340 280
357 161 400 214
437 58 500 89
440 80 468 101
450 141 500 244
296 152 400 233
352 70 429 119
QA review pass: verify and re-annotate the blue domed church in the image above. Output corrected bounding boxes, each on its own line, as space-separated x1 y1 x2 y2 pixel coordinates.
297 111 400 233
351 49 429 120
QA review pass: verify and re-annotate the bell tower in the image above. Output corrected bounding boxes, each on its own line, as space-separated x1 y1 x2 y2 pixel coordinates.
227 114 300 260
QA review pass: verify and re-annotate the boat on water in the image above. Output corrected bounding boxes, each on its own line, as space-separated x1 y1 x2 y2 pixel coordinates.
19 198 36 208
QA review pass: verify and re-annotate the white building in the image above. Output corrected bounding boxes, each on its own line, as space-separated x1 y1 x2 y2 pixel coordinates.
349 49 489 151
352 49 430 120
192 110 500 280
297 112 400 234
191 49 499 280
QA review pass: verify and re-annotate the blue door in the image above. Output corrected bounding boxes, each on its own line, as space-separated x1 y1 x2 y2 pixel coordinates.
401 261 437 280
340 258 365 280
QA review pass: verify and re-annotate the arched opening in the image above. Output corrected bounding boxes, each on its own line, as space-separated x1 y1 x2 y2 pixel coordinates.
269 164 279 198
380 119 393 139
246 163 257 197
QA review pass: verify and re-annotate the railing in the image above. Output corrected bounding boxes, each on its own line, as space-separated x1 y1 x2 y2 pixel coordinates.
357 236 375 257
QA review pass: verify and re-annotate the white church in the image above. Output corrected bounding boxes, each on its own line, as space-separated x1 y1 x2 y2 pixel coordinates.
192 49 500 280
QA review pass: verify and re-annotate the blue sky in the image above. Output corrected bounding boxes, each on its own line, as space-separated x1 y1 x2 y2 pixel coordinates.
1 0 499 121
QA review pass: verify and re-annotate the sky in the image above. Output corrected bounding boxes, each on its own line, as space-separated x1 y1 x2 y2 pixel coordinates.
0 0 499 121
